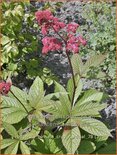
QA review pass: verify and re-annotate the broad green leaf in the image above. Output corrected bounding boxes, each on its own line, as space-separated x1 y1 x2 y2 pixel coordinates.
29 94 44 108
97 142 116 154
54 81 70 107
54 81 67 94
72 102 106 117
2 96 21 108
77 140 96 154
44 92 68 100
71 54 83 75
2 108 27 124
77 89 103 106
20 141 30 154
59 94 71 113
1 139 17 149
82 54 107 75
29 76 44 106
44 131 61 153
35 98 53 110
75 117 110 137
4 141 19 154
2 122 19 138
73 80 83 104
2 107 19 116
21 129 39 140
67 75 83 105
67 78 75 101
31 138 49 154
10 86 27 105
62 126 81 154
47 101 69 123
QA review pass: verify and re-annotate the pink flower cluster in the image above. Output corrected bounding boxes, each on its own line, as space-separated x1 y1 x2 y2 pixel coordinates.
35 10 87 54
35 10 65 35
0 81 12 95
42 37 62 54
67 34 87 53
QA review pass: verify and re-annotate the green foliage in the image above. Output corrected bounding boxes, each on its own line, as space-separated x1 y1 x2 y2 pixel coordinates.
1 1 41 80
1 1 60 86
1 122 33 154
1 77 54 125
71 53 107 78
78 1 116 88
96 141 116 154
1 74 112 154
3 122 19 139
1 1 115 154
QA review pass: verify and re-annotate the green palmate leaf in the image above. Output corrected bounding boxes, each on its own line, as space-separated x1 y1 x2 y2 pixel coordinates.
1 139 17 149
77 89 103 106
72 102 106 117
20 141 30 154
82 54 107 75
2 108 27 124
4 141 19 154
97 142 116 154
62 126 81 154
75 117 110 137
2 122 19 138
10 86 28 105
71 54 83 75
29 76 44 106
77 140 96 154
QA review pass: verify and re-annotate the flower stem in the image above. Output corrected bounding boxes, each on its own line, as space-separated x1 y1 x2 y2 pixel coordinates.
52 26 76 106
10 90 29 114
65 48 76 106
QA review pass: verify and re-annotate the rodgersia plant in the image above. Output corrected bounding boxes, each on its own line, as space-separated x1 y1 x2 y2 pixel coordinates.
1 10 114 154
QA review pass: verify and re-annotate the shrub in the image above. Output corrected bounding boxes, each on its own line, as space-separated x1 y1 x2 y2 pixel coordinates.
1 8 116 154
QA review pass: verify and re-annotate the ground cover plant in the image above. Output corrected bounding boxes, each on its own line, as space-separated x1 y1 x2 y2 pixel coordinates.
0 1 116 154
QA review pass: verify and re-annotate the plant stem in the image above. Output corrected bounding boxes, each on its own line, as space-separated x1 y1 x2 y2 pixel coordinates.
52 26 76 106
10 90 29 114
65 49 76 106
